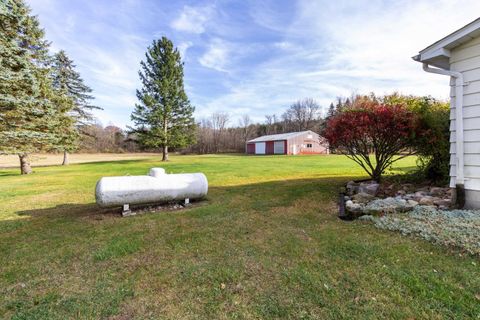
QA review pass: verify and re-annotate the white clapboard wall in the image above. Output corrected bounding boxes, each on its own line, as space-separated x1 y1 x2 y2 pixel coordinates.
449 35 480 190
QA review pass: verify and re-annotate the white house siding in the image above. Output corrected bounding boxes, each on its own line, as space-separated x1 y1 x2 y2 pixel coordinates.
449 36 480 207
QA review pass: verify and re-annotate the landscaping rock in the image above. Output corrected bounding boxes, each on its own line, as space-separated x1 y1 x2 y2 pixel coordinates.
346 181 359 195
403 193 415 200
358 181 380 196
433 198 452 207
414 191 428 201
352 192 375 203
387 183 397 190
446 188 455 200
407 200 418 207
363 197 415 215
430 187 447 197
345 200 363 213
419 196 442 206
417 186 430 192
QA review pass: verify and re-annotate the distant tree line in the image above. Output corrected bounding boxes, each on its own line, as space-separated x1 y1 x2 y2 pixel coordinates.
185 98 325 154
79 95 326 155
77 123 139 153
71 97 327 155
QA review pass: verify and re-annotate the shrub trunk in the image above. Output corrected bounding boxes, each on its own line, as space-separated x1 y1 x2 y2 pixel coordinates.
162 146 169 161
62 151 69 165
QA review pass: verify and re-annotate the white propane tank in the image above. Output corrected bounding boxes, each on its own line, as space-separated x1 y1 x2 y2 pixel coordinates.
149 167 166 177
95 168 208 207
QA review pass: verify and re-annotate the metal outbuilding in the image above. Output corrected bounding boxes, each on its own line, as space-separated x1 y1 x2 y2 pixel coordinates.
246 130 328 155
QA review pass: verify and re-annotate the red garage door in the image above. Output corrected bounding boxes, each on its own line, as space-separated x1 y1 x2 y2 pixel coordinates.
247 143 255 154
265 141 274 154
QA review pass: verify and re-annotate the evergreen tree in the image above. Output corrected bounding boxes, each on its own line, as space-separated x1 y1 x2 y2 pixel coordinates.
131 37 195 161
51 50 99 165
52 50 98 124
326 102 335 119
0 0 72 174
48 87 77 166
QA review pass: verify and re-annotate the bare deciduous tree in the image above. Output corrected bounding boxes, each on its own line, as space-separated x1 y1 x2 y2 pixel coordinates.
265 114 280 135
211 112 229 153
239 114 254 143
78 123 138 153
282 98 321 132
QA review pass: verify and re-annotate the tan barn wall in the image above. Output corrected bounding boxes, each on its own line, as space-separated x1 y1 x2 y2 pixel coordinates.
286 131 329 155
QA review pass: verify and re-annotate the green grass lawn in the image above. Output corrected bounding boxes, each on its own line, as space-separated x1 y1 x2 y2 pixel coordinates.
0 154 479 319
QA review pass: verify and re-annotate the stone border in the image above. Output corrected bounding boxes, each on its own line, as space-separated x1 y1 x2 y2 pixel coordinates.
339 180 455 220
337 178 371 220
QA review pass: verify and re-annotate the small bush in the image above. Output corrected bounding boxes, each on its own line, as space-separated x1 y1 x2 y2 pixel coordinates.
383 94 450 183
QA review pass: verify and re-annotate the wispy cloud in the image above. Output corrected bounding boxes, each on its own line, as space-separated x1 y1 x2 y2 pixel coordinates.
201 0 480 122
198 38 231 72
170 5 214 34
177 41 193 60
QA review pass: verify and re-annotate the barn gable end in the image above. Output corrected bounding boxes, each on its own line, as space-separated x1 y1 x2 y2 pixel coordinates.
246 131 328 156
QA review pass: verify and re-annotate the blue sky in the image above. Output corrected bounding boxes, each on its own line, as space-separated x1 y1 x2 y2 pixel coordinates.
29 0 480 128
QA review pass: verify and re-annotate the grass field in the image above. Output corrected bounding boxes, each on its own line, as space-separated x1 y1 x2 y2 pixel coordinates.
0 153 162 169
1 154 479 319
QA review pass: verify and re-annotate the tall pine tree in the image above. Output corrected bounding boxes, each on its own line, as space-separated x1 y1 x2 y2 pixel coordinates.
0 0 73 174
326 102 336 119
51 50 99 165
131 37 195 161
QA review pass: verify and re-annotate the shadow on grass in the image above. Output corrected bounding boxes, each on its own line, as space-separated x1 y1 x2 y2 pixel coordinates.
392 165 418 173
15 203 119 220
7 176 352 224
0 171 20 177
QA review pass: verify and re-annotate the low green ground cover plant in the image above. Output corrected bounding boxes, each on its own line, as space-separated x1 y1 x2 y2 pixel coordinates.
360 206 480 255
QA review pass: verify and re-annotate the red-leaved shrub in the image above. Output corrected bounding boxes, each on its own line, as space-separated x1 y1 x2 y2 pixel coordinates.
323 101 422 181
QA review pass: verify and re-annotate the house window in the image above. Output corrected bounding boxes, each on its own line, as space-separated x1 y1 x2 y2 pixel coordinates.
306 143 312 148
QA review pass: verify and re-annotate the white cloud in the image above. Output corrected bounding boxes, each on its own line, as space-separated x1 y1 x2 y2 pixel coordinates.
290 0 480 97
198 0 480 123
198 38 230 72
248 0 292 33
273 41 295 50
177 41 193 60
171 5 213 34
